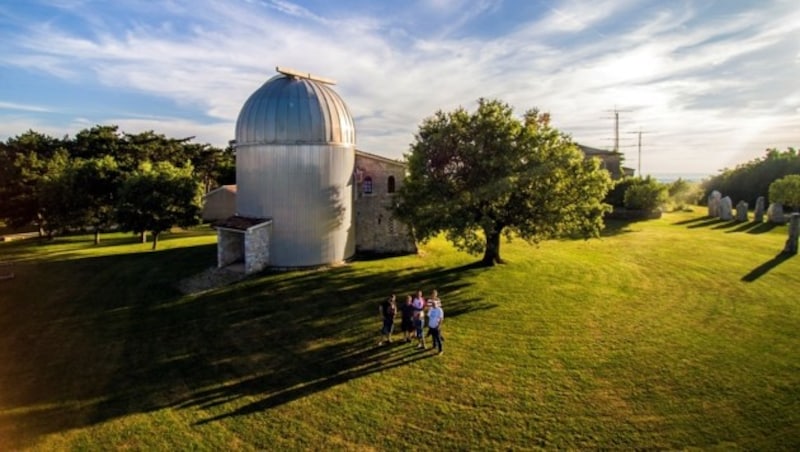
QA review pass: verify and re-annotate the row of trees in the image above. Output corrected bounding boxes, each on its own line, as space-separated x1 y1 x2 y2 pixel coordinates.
0 126 235 248
702 147 800 208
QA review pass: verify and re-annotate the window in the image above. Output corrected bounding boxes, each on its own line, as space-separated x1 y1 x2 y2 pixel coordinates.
363 176 373 195
387 176 396 193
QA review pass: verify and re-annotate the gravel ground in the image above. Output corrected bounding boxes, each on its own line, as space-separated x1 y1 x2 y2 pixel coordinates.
176 266 247 295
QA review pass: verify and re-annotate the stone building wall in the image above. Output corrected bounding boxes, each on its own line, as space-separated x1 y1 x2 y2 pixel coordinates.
354 151 417 255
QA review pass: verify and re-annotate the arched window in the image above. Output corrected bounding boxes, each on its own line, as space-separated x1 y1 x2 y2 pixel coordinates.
363 176 373 195
387 176 396 193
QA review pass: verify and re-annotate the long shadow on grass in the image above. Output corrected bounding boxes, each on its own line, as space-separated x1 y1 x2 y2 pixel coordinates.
740 252 795 282
687 218 728 229
0 244 494 448
672 216 712 226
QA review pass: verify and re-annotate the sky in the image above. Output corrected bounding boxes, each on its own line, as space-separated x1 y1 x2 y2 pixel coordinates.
0 0 797 177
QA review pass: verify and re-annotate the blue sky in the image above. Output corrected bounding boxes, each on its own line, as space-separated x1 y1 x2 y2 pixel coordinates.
1 0 797 176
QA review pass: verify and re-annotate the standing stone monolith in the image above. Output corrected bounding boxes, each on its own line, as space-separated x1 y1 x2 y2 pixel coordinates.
719 196 733 220
783 213 800 254
708 190 722 217
767 202 786 224
754 196 765 222
735 200 748 222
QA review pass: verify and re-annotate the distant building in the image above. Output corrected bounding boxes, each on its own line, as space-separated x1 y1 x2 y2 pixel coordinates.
578 144 634 179
201 185 236 222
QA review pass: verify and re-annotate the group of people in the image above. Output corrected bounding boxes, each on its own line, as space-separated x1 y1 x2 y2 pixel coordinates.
378 289 445 355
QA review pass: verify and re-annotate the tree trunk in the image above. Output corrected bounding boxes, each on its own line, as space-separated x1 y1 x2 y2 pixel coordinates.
140 231 147 243
481 228 504 266
151 231 159 250
94 228 100 245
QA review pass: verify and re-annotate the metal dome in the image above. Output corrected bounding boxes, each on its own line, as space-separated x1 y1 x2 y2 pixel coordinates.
235 72 355 146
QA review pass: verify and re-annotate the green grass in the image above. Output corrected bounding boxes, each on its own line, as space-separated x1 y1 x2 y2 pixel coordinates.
1 213 798 450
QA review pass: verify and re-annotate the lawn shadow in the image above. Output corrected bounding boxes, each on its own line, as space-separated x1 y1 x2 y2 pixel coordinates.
740 252 795 282
673 216 712 226
746 222 781 234
724 221 763 234
0 243 495 447
600 219 636 238
687 218 728 229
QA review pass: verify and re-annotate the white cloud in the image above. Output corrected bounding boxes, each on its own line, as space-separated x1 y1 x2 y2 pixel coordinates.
1 0 797 175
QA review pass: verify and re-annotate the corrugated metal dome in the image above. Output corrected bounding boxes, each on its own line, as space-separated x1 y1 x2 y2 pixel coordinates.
236 72 355 146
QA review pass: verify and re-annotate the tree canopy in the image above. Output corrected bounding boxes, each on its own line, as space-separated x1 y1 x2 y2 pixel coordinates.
702 147 800 205
394 98 612 266
768 174 800 212
0 125 232 244
117 161 203 250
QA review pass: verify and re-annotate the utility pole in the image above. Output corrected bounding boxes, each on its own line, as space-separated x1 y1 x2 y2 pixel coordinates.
627 129 651 177
605 107 632 153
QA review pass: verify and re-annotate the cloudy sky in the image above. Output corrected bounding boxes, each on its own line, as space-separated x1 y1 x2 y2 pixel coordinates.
1 0 797 177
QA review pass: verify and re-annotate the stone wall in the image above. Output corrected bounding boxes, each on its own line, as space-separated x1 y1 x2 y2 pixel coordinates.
354 151 417 255
216 219 272 275
244 223 271 274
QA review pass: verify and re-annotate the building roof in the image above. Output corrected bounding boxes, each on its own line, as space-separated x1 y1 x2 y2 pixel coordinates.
578 144 619 156
203 184 237 198
235 69 355 147
355 149 406 167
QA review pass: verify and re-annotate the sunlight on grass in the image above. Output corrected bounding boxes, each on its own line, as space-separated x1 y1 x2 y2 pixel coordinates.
1 211 798 449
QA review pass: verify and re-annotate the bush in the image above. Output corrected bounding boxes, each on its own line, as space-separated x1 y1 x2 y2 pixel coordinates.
768 174 800 212
623 176 669 211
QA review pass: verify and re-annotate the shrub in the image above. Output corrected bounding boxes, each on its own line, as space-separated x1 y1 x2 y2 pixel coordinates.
623 176 669 211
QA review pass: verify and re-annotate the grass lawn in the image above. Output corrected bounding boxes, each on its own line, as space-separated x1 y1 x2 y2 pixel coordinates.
0 212 798 450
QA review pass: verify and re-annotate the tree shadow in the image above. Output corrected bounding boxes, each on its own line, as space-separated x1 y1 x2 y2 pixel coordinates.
0 242 494 448
740 252 795 282
600 219 635 238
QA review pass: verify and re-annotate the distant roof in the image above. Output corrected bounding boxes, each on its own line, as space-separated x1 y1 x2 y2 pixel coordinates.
355 149 405 167
203 184 237 199
578 144 618 156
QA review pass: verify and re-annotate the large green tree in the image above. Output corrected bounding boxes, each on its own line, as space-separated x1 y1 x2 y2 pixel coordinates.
0 131 68 235
394 98 612 266
116 161 203 250
769 174 800 211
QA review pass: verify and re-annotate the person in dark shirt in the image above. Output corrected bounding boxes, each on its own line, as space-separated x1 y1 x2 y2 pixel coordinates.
400 294 415 343
378 294 397 345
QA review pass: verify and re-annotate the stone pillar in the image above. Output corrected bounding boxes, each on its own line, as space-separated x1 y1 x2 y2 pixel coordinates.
708 190 722 217
767 202 786 224
784 213 800 255
735 200 748 222
719 196 733 220
754 196 765 222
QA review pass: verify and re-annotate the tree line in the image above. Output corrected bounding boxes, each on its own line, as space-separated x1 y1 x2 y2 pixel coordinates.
701 147 800 209
0 125 235 248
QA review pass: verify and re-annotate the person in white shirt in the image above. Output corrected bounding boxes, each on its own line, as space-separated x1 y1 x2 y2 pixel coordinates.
427 290 444 355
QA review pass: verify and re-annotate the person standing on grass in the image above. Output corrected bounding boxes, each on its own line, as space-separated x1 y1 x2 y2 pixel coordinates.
378 294 397 345
412 289 426 349
400 294 415 343
427 295 444 355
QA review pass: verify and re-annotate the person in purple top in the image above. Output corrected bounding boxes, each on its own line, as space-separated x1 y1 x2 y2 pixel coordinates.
400 294 415 343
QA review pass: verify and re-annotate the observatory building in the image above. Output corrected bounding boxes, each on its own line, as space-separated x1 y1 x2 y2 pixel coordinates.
215 67 416 273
